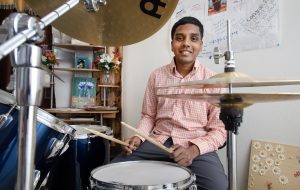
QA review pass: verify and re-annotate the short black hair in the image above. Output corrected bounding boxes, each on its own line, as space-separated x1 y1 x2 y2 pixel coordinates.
171 16 204 40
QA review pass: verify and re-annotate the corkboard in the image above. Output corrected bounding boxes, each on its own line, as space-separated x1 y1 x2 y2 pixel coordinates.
248 140 300 190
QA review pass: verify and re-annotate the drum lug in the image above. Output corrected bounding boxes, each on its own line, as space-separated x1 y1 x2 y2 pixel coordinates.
48 133 69 159
0 103 17 129
87 134 92 151
189 184 197 190
33 170 40 188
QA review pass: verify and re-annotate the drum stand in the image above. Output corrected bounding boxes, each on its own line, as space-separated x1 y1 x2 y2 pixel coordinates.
215 20 242 190
0 1 80 189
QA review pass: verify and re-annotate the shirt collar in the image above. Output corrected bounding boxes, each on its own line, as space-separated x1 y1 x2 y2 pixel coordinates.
169 57 201 74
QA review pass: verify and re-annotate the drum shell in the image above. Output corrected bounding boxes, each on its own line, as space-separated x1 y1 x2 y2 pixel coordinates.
90 161 197 190
45 128 110 190
0 103 75 190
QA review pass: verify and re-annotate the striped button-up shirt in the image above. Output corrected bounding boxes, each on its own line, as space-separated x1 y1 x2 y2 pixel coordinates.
136 59 227 155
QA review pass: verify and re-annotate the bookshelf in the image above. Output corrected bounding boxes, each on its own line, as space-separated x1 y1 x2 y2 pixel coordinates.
50 44 122 141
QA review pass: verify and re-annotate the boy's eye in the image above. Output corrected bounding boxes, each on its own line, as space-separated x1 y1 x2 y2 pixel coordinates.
175 36 183 41
191 36 200 42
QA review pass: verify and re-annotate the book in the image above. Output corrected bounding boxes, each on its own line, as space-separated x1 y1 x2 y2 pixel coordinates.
71 77 96 108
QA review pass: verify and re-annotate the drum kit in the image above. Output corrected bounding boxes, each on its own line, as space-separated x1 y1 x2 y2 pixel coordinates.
1 0 300 190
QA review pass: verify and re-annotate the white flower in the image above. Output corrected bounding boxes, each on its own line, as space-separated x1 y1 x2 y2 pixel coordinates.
251 164 259 173
274 159 281 166
259 150 267 158
253 141 261 149
263 165 270 171
272 166 281 175
265 158 274 166
264 143 273 151
278 175 288 185
278 154 285 161
259 168 266 176
252 155 260 163
275 145 284 153
42 55 47 62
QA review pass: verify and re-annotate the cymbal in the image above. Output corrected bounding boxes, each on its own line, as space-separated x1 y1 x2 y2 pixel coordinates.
157 93 300 109
157 72 300 89
25 0 178 46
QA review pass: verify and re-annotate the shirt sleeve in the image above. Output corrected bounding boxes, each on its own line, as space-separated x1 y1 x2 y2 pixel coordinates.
189 87 227 155
136 72 157 136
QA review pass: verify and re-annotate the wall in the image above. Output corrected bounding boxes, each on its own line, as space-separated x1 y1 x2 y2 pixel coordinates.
122 1 300 189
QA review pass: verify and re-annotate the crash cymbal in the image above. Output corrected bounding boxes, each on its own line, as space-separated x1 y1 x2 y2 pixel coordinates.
25 0 178 46
157 93 300 109
158 72 300 89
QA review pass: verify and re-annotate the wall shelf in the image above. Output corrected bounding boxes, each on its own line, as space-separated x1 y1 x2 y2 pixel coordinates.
53 68 100 72
44 108 119 119
53 43 105 51
98 84 120 88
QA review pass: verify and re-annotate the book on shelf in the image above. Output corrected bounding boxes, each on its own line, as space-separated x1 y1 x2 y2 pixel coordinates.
71 77 96 108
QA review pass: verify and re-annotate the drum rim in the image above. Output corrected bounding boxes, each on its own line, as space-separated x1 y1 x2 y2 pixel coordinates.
0 89 16 105
37 108 75 136
90 160 195 189
70 125 112 139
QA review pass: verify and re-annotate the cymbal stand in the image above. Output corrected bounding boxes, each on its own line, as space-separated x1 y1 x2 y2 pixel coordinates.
214 20 242 190
0 1 84 189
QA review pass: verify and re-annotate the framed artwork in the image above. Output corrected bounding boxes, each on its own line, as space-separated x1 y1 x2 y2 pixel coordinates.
248 140 300 189
71 77 96 108
75 56 89 69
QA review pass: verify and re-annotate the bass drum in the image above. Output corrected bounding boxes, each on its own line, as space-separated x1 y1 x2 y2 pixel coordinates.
0 89 76 190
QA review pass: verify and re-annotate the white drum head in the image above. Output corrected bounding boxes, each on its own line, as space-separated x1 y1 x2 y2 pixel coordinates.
70 125 111 139
0 89 16 105
91 161 193 186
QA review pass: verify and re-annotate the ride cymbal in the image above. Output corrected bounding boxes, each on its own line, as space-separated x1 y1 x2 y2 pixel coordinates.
157 93 300 109
157 72 300 89
25 0 178 46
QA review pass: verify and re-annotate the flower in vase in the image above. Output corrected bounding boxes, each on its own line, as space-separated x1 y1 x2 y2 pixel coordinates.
41 45 58 67
95 52 121 72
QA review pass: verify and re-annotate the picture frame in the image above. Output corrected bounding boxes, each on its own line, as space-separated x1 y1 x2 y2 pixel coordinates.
75 56 89 69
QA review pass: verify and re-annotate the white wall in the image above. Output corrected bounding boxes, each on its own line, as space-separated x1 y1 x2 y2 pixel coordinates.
122 1 300 189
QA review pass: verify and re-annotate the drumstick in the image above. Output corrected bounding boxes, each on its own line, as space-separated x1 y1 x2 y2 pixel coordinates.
121 121 173 154
84 128 129 147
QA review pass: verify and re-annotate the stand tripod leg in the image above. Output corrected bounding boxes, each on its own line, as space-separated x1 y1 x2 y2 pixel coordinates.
13 45 45 190
16 106 37 190
227 131 237 190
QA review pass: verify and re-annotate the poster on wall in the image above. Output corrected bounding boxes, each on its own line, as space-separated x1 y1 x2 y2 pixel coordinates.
170 0 280 57
248 140 300 189
71 77 96 108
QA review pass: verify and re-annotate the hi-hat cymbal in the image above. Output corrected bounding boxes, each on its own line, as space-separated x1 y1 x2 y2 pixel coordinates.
157 93 300 109
25 0 178 46
158 72 300 89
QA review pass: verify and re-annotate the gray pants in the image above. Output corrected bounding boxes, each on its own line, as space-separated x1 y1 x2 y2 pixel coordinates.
111 138 228 190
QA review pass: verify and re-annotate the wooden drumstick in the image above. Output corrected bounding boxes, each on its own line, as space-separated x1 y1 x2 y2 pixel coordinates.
15 0 25 12
121 121 173 154
84 128 129 147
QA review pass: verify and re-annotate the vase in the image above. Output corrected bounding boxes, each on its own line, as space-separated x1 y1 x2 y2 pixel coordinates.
101 71 112 84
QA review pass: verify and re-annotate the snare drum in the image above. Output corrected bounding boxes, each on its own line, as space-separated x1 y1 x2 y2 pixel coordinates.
0 90 76 190
90 161 197 190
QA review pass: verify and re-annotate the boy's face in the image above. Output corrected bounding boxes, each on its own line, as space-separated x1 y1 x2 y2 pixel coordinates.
171 23 203 65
